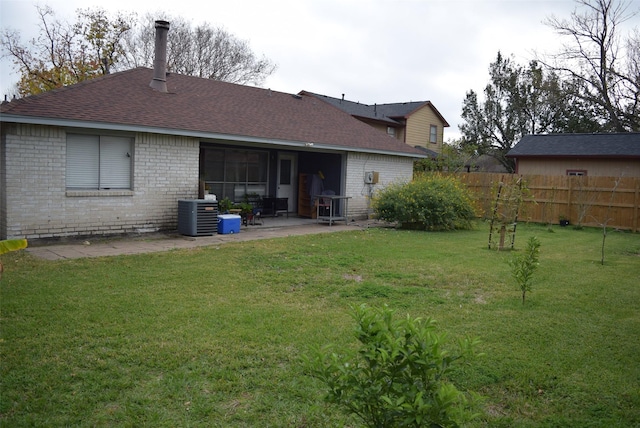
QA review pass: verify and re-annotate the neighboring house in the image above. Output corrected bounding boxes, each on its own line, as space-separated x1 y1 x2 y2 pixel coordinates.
301 92 449 155
507 133 640 177
0 23 426 241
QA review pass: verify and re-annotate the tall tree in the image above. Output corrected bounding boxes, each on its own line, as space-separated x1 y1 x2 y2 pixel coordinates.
460 53 533 172
1 6 277 96
0 5 132 96
122 14 276 86
460 52 607 172
543 0 640 131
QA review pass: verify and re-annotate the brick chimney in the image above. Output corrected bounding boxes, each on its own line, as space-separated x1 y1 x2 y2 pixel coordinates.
149 20 170 92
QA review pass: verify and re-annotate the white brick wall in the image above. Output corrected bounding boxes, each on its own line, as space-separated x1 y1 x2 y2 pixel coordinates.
2 124 199 240
1 123 417 239
345 152 414 219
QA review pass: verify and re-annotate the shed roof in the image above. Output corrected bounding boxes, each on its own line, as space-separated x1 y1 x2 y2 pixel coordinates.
0 67 425 158
507 133 640 158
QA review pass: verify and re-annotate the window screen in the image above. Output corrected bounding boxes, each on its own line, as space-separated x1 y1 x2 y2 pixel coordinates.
200 147 268 200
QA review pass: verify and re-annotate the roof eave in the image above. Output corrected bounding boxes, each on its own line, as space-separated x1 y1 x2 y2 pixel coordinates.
354 115 401 126
404 102 450 127
1 114 426 159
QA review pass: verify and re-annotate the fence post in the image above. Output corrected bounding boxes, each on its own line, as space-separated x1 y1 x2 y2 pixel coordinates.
634 179 639 233
567 176 573 224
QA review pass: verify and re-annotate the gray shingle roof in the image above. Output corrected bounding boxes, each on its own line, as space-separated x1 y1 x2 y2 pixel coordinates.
301 91 449 127
507 133 640 158
0 67 425 157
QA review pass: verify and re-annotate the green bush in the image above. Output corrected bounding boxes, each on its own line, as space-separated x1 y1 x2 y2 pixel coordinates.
305 305 482 428
372 174 476 230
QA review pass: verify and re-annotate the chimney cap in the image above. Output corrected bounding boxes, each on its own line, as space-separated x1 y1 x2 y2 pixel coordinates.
155 20 170 29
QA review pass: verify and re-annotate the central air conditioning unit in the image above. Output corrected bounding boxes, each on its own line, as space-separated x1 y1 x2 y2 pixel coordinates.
178 199 219 236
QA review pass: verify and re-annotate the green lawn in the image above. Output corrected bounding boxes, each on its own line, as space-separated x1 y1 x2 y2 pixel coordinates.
1 223 639 427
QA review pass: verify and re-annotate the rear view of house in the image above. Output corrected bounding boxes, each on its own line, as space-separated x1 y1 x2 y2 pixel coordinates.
0 22 430 241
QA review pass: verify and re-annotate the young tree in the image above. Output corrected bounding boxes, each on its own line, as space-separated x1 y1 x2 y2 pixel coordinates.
543 0 640 131
509 236 541 305
591 176 622 265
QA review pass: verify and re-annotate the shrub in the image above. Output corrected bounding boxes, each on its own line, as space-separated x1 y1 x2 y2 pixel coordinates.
305 304 482 428
372 174 476 230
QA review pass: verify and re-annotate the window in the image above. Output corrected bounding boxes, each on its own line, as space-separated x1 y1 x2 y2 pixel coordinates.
387 126 396 138
567 170 587 176
200 147 268 200
430 125 437 144
66 134 132 189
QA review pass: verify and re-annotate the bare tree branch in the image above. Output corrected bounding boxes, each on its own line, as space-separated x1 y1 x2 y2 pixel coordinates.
2 6 277 96
124 13 277 86
542 0 639 131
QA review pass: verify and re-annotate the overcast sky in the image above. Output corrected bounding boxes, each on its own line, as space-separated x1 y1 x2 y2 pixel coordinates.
1 0 639 139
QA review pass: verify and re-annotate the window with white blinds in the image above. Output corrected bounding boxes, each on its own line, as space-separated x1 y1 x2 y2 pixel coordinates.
66 134 132 189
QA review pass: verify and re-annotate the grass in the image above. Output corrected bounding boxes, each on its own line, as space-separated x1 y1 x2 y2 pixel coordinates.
1 223 639 427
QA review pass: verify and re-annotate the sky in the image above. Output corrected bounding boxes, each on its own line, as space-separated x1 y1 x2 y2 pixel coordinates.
1 0 639 140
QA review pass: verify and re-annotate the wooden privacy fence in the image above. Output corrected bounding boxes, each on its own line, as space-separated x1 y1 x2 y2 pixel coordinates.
456 173 640 232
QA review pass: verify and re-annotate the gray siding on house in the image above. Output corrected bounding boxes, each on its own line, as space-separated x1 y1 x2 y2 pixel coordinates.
1 124 199 240
345 152 413 219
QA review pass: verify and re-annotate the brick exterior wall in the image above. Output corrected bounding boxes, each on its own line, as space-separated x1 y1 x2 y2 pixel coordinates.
1 124 199 240
1 123 417 239
345 152 414 219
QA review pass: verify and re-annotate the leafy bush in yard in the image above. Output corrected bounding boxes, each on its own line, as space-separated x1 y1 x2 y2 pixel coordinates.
372 174 476 230
305 305 482 428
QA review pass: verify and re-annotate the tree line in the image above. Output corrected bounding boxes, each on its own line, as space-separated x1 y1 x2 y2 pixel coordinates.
0 5 277 97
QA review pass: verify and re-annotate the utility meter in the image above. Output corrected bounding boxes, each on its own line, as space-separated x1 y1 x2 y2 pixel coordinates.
364 171 379 184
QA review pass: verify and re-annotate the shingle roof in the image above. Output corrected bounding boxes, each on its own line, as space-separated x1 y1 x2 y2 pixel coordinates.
507 133 640 158
0 67 425 157
301 92 450 127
